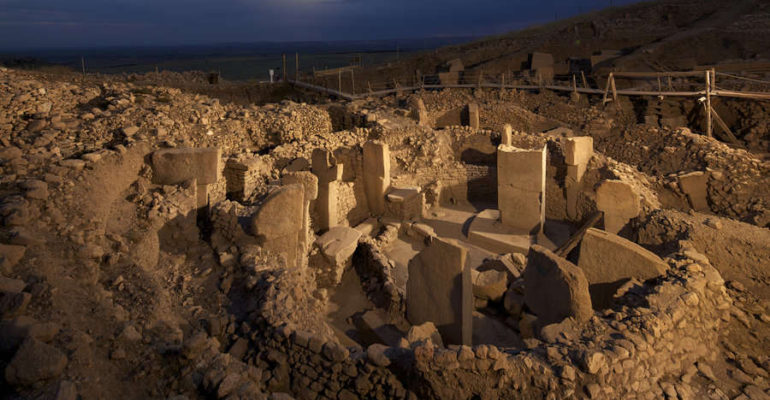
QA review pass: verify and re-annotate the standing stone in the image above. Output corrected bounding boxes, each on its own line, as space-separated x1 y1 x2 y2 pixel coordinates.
312 149 344 231
466 104 479 129
678 171 710 211
578 228 668 308
497 145 546 234
251 184 305 268
408 97 430 127
563 137 593 166
406 237 472 346
362 141 391 216
564 137 593 220
501 124 513 146
282 172 319 268
523 245 592 326
595 180 640 234
152 147 221 209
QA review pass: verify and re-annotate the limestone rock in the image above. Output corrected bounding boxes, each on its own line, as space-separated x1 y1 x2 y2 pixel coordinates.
5 338 67 386
406 322 444 347
472 269 508 302
595 180 640 234
578 228 668 308
406 237 472 346
523 245 592 326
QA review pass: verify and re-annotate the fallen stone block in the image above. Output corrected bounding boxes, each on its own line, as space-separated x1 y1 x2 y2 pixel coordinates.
406 237 472 346
523 245 593 326
406 321 443 347
595 180 640 234
354 309 403 347
678 171 710 211
386 187 423 220
578 228 668 308
472 269 508 302
314 226 362 286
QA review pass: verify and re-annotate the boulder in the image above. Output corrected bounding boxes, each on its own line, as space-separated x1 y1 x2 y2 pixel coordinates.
406 322 443 347
523 245 593 326
5 338 67 386
0 244 26 273
472 270 508 302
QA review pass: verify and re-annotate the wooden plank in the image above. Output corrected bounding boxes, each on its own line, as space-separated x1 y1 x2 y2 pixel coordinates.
555 211 603 258
710 106 740 144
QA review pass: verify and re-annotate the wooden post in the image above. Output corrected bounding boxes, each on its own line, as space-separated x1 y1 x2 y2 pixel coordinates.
581 71 588 88
81 56 86 78
602 73 613 104
667 76 673 91
368 81 373 94
501 73 505 88
572 74 578 94
295 53 299 80
338 70 342 93
657 76 663 95
610 73 618 103
705 69 712 138
350 69 355 94
282 54 287 81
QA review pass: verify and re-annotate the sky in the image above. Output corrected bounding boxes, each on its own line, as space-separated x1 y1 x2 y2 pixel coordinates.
0 0 641 50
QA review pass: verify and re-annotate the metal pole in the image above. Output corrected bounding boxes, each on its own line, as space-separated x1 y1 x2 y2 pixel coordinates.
295 53 299 80
338 70 342 93
81 56 86 78
706 70 712 138
350 70 355 94
282 54 287 81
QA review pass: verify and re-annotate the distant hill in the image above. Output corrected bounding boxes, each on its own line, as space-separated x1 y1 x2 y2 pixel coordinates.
370 0 770 77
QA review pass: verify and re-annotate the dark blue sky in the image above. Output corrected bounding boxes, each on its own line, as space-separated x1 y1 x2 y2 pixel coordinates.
0 0 640 49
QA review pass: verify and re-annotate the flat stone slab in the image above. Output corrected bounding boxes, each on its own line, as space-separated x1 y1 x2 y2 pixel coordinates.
523 245 593 326
467 209 533 255
578 228 668 308
316 226 362 265
406 237 472 346
386 187 420 203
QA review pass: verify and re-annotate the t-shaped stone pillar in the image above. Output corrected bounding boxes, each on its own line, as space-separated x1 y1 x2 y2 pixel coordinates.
497 144 546 235
363 141 391 216
563 137 593 221
282 172 318 269
151 147 221 210
312 149 343 232
595 180 640 234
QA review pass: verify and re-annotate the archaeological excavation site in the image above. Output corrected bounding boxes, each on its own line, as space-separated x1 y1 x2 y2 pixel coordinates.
1 1 770 399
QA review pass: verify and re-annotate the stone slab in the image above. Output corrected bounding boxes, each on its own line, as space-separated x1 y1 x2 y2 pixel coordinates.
151 148 220 185
406 237 472 346
578 228 668 308
467 209 533 255
595 180 640 234
497 145 546 234
466 104 479 129
316 226 362 265
678 171 709 211
251 184 304 268
523 245 593 326
363 141 391 215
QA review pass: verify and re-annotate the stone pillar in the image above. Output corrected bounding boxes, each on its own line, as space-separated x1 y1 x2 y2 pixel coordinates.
466 103 479 129
282 172 318 268
501 124 512 146
151 147 221 210
363 141 390 216
312 149 343 231
250 184 305 268
595 180 640 234
678 171 710 211
497 144 546 235
563 137 593 221
406 237 472 346
408 97 429 127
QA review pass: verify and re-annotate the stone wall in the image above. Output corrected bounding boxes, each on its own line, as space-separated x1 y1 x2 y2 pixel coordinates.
230 242 730 400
